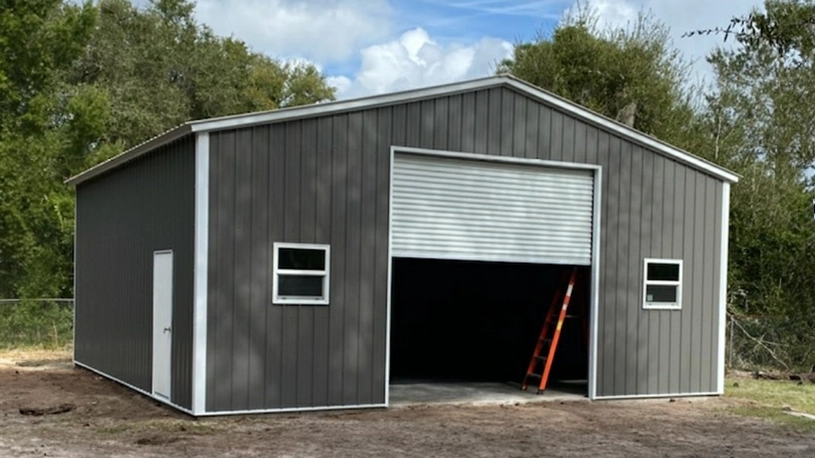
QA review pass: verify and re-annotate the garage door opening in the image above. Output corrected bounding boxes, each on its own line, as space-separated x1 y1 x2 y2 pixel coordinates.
388 258 590 405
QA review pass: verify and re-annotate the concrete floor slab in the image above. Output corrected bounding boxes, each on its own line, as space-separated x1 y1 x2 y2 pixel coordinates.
389 380 587 407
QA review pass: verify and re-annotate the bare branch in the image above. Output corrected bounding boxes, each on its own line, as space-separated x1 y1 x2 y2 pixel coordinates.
731 316 790 370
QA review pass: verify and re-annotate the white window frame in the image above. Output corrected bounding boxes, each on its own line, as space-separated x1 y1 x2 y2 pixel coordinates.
642 258 683 310
273 242 330 305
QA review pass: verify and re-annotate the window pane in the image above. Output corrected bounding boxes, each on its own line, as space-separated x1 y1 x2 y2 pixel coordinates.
278 248 326 270
646 285 678 304
278 275 324 298
647 262 680 281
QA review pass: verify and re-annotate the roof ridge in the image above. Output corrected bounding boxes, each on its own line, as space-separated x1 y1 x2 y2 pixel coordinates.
66 75 738 186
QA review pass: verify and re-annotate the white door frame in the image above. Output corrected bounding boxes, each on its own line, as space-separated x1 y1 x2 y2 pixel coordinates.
152 249 174 400
384 146 602 403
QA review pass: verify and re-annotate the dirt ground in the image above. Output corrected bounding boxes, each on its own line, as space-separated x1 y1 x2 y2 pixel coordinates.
1 351 814 457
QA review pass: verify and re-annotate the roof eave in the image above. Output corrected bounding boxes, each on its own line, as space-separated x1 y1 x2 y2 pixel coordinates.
65 76 510 187
186 76 509 133
66 74 739 187
65 124 193 187
501 76 740 184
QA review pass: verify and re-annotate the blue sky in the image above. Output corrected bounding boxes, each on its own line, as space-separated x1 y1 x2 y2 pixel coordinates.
393 0 565 42
319 0 565 76
130 0 756 98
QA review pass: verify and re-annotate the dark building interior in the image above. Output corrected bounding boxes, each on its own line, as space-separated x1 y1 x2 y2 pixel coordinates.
389 258 591 391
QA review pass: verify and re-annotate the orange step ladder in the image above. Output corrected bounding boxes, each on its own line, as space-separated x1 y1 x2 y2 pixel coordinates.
522 267 580 394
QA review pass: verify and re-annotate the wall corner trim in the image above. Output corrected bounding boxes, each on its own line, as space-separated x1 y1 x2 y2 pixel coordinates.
192 132 210 414
588 165 602 400
717 182 730 394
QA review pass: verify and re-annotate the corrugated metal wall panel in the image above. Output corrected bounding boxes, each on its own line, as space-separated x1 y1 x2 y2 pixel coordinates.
205 84 726 410
75 136 195 409
391 154 594 265
207 114 392 410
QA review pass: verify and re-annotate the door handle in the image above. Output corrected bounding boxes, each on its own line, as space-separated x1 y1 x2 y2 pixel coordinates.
163 327 172 333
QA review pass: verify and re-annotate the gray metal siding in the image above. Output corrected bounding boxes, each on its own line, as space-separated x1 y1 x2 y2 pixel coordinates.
206 85 724 409
207 117 390 411
75 136 196 409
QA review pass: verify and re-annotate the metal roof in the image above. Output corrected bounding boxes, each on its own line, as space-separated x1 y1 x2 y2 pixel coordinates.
66 75 739 186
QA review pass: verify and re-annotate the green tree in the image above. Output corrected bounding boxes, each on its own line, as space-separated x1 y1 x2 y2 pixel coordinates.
0 0 98 298
687 0 815 61
699 0 815 367
69 0 335 149
498 10 703 153
0 0 337 300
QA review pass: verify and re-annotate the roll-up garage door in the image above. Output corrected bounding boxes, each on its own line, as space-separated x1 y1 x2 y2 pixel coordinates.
391 153 595 265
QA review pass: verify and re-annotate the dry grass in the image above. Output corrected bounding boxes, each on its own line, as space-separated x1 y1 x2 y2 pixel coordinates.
725 376 815 414
0 346 71 360
725 375 815 430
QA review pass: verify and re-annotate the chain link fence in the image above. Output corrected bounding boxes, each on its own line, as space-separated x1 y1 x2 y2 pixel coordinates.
726 313 815 372
4 299 812 367
0 299 74 349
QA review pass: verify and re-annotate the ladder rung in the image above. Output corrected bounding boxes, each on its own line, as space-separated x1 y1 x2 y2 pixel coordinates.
535 355 547 362
526 373 541 379
538 337 552 344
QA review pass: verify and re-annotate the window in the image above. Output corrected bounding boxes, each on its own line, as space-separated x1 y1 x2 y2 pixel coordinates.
643 259 682 310
273 243 330 305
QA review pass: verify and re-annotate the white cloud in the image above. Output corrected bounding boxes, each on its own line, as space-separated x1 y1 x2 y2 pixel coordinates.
577 0 638 25
333 28 513 98
570 0 755 87
193 0 391 62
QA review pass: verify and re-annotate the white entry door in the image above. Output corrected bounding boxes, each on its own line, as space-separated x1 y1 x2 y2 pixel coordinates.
152 250 173 399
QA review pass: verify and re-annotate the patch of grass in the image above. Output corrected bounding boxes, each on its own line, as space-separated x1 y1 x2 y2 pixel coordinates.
730 405 815 431
0 347 72 361
0 301 73 349
725 376 815 415
97 425 130 435
725 376 815 429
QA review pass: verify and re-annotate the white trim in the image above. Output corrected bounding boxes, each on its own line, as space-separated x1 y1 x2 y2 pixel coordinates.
74 360 195 416
187 78 505 133
65 76 738 187
274 242 333 250
642 305 683 311
588 166 602 401
77 360 385 417
275 269 327 276
384 147 395 406
394 146 602 172
72 193 77 364
277 269 326 277
717 183 730 394
393 251 592 266
199 403 387 417
386 146 602 403
642 258 683 310
272 242 331 305
192 132 210 415
594 391 719 400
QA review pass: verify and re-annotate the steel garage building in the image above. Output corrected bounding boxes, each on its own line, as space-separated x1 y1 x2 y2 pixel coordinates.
67 75 739 416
